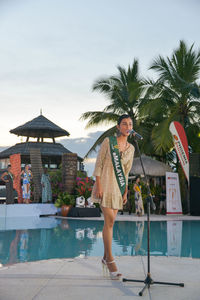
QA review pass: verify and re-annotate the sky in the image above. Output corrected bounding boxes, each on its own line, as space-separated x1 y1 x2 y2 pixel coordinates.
0 0 200 175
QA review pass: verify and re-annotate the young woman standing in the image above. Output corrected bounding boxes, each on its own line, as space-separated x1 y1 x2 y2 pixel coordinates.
133 176 144 216
1 165 15 204
21 165 33 204
91 114 135 279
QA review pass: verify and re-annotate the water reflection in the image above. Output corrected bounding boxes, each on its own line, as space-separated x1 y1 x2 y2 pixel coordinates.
132 221 145 255
0 220 199 265
113 221 145 256
19 230 29 262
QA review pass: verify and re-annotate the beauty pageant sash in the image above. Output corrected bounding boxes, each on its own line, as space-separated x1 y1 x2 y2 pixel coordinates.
109 136 126 196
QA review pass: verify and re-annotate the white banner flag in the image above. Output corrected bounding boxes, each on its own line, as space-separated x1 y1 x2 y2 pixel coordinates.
166 172 182 215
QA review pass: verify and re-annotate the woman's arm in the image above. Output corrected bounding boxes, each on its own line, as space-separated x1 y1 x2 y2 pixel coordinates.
1 172 9 183
124 145 134 184
123 185 128 204
133 183 137 192
41 174 45 187
93 138 109 178
95 176 103 199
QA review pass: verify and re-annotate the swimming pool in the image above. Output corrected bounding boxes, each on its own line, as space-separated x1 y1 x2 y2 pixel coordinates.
0 219 199 265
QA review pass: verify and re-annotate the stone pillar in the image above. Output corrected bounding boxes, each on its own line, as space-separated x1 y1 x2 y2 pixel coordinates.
62 153 77 194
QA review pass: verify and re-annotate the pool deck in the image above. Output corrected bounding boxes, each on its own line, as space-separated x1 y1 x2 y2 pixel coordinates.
56 212 200 222
0 213 200 300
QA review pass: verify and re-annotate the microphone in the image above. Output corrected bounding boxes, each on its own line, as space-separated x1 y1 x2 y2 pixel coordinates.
129 129 143 140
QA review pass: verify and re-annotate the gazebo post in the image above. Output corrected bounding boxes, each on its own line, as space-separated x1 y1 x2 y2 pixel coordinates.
62 153 77 194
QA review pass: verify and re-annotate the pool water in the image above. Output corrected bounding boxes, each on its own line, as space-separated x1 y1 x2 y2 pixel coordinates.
0 219 199 265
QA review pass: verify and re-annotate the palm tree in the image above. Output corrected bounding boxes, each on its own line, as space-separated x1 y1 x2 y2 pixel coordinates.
140 40 200 157
80 60 147 157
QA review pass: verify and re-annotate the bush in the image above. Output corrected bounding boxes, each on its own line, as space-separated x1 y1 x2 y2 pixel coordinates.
54 192 75 207
49 169 63 201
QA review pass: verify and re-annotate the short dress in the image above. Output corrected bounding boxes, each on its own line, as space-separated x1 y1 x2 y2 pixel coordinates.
91 137 135 210
22 171 32 199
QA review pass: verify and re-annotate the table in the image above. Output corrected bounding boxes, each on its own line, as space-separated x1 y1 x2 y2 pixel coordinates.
67 207 101 217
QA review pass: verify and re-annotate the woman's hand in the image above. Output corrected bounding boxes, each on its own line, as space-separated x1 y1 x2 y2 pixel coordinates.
96 184 103 199
123 194 127 205
123 185 128 205
95 176 103 199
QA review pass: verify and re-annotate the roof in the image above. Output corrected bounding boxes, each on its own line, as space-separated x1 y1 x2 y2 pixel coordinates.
130 155 173 176
0 142 83 161
10 114 70 138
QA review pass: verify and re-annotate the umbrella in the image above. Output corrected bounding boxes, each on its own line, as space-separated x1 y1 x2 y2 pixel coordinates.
130 155 173 177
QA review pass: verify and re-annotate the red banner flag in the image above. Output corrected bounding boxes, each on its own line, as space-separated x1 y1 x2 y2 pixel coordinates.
10 154 22 203
169 121 189 183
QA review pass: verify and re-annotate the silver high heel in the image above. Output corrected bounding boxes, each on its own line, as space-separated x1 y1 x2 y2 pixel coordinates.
106 260 122 280
101 258 108 276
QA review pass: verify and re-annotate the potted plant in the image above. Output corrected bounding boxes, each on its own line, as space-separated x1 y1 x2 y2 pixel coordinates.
75 176 94 205
54 192 75 217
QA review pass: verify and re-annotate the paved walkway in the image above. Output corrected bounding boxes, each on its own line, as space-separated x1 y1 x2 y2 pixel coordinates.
0 256 200 300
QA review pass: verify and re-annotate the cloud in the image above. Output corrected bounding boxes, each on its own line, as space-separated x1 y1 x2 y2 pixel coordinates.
0 146 8 152
59 131 103 158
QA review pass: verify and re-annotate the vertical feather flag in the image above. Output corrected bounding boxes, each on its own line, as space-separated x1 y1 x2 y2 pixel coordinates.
169 121 189 183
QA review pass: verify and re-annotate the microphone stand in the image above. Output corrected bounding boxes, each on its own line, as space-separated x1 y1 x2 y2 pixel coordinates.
122 138 184 296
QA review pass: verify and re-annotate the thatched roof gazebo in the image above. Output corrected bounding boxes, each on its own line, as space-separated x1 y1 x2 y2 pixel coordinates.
0 113 83 171
10 114 70 143
130 155 173 177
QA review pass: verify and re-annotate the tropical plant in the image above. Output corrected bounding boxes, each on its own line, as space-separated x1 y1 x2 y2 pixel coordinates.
140 40 200 157
75 176 94 199
49 168 64 200
54 192 75 207
80 59 148 156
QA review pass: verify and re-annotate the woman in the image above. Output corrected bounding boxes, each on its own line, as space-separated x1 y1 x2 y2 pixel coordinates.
21 165 32 204
41 168 52 203
159 183 166 214
133 176 144 216
1 165 15 204
91 114 135 279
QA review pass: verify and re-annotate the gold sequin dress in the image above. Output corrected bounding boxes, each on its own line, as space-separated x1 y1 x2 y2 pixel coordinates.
91 137 135 210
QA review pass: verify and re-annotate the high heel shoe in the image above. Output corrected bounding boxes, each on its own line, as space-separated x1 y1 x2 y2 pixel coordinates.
106 260 122 280
101 258 108 276
102 258 107 266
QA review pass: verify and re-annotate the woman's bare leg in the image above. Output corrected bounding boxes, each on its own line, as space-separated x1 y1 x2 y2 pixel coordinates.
27 184 30 203
101 207 118 272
